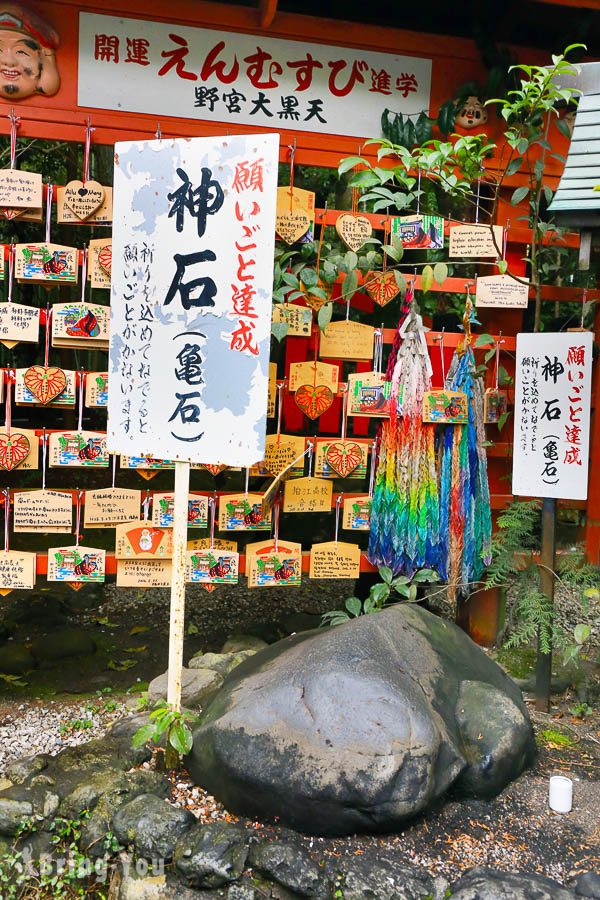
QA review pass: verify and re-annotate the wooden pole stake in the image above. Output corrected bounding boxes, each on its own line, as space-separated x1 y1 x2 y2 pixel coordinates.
536 496 556 712
167 460 190 711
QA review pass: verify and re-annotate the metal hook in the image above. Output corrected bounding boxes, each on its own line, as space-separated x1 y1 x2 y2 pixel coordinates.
155 122 162 141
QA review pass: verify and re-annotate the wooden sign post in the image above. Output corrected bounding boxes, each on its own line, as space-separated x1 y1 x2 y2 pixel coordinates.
109 134 279 710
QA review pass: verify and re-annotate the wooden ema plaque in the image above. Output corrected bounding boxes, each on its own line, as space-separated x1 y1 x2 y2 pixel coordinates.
315 438 369 479
185 549 239 585
267 362 277 418
49 431 109 467
283 476 332 513
449 224 503 258
342 495 372 531
475 275 529 309
117 558 172 588
84 488 141 528
88 239 112 288
319 320 375 360
47 546 106 583
309 541 361 579
422 390 468 424
246 539 302 588
0 551 36 589
289 361 339 393
115 520 174 559
218 493 271 531
15 368 75 407
347 371 391 417
152 493 208 529
272 304 312 337
0 303 40 344
52 302 109 349
85 373 108 408
0 170 42 209
13 490 72 533
15 243 78 284
275 186 315 244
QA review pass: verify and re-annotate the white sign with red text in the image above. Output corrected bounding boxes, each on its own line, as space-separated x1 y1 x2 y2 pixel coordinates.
512 332 593 501
108 134 279 466
78 13 432 139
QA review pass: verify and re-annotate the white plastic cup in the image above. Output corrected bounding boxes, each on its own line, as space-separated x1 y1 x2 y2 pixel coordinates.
549 775 573 813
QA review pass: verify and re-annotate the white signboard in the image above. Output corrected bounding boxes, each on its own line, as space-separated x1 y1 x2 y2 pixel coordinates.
108 133 279 466
78 12 432 139
512 332 593 501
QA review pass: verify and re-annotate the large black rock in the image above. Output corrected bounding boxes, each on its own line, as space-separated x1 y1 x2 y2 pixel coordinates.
188 606 535 836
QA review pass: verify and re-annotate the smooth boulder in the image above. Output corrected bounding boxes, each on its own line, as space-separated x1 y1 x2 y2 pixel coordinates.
189 605 535 835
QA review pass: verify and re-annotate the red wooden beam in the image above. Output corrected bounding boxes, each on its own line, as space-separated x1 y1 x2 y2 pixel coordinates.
258 0 278 29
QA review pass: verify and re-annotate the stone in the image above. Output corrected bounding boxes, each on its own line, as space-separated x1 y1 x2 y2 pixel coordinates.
570 873 600 898
112 794 196 860
221 635 268 654
248 839 330 897
59 767 131 818
0 798 33 835
81 770 170 857
0 642 35 674
0 778 13 791
148 667 223 709
31 627 96 663
448 867 576 899
338 856 445 900
189 652 242 677
174 821 249 888
189 605 535 835
118 869 203 899
5 754 48 784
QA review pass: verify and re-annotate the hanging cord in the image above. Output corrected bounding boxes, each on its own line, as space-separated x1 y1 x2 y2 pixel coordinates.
502 219 509 262
8 108 18 170
3 487 10 552
307 439 314 477
373 327 384 374
80 245 88 303
315 202 326 282
339 384 349 441
111 453 117 488
142 490 151 522
208 494 217 549
434 327 445 387
272 498 280 553
41 428 47 491
244 467 250 496
155 122 162 141
581 288 588 329
43 304 52 368
45 183 53 244
288 141 296 213
368 441 377 497
475 175 481 225
82 117 95 184
4 370 13 437
334 493 342 543
275 379 285 444
74 490 83 546
77 370 85 431
6 243 14 303
416 169 422 216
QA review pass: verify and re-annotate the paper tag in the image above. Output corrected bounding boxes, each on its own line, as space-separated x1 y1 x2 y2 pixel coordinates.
88 238 112 288
315 439 369 479
246 539 302 588
0 303 39 344
484 388 509 424
283 476 333 512
309 541 361 579
475 275 529 308
185 549 239 584
51 302 110 347
423 390 468 424
218 493 271 531
15 368 76 407
15 243 78 283
391 215 444 250
0 170 42 208
0 550 36 589
267 363 277 418
115 520 174 559
347 371 392 417
319 321 375 360
85 372 108 408
152 493 208 528
120 455 175 470
13 489 72 533
342 495 372 530
48 546 106 583
449 224 503 258
289 361 339 393
116 558 172 588
84 488 141 528
49 431 109 467
272 303 312 337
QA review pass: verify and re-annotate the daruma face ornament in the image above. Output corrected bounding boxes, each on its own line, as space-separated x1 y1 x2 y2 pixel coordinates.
0 3 60 100
455 96 488 130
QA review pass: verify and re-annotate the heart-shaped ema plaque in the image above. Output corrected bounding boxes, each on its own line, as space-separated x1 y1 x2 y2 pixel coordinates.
200 464 227 477
23 365 67 405
295 384 334 420
63 179 104 220
335 214 373 252
276 211 310 245
0 432 30 471
365 270 401 307
1 208 26 221
325 440 364 477
98 245 112 276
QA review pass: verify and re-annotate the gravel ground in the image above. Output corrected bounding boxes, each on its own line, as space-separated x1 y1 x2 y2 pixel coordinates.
0 697 130 775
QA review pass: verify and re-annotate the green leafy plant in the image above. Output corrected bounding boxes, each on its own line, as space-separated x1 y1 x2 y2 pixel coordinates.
321 565 439 627
132 699 198 770
59 718 93 736
570 700 593 719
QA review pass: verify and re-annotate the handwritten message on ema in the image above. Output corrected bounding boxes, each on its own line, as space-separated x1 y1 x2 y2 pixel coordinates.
109 133 279 466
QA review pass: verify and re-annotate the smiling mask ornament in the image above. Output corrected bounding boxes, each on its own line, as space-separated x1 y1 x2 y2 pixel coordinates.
0 3 60 100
